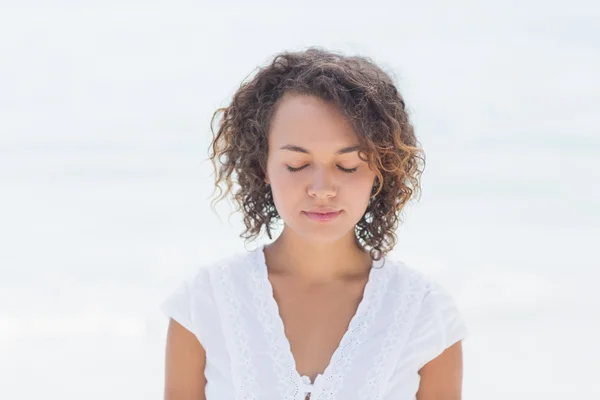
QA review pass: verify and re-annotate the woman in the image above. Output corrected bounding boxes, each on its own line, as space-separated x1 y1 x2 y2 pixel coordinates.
161 47 468 399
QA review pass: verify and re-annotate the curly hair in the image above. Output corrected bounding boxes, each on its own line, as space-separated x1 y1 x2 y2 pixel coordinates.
208 47 425 260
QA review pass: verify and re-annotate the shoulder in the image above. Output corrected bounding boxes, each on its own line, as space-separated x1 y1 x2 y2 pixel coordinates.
382 257 450 301
159 247 257 336
384 257 469 369
384 257 460 305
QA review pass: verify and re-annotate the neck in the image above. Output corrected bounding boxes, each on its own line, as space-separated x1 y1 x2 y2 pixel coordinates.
263 227 374 283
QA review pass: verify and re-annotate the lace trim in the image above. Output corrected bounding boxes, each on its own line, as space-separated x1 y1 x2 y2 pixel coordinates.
360 263 426 400
249 248 301 400
251 245 389 400
212 257 261 399
315 258 388 400
218 246 425 400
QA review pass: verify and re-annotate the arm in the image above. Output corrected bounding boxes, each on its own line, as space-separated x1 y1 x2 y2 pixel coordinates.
416 340 464 400
164 318 207 400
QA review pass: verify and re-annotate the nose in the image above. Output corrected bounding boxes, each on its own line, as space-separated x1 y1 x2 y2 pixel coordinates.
307 167 337 199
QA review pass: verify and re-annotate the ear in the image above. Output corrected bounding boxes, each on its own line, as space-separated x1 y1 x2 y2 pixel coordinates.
264 174 270 185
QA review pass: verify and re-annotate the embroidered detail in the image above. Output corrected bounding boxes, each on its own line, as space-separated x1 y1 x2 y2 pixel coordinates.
315 260 388 400
360 264 426 400
249 248 301 400
250 245 391 400
212 247 428 400
211 257 261 399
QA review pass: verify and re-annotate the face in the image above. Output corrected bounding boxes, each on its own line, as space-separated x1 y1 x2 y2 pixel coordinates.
265 93 377 244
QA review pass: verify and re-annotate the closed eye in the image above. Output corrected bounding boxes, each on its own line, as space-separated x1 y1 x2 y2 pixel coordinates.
286 165 307 172
286 165 358 173
338 166 358 173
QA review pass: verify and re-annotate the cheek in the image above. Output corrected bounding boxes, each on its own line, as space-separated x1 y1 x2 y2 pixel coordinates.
269 170 302 209
270 167 296 188
344 170 376 197
341 175 375 221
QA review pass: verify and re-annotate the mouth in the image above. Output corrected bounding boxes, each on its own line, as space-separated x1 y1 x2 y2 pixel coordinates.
302 210 342 222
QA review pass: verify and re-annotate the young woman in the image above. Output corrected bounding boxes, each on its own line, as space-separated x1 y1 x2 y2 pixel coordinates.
161 48 468 400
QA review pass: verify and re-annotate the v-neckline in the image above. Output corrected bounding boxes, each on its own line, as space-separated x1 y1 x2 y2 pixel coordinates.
252 244 385 400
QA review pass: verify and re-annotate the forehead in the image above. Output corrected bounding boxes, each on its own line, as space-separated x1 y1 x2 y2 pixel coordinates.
269 93 359 148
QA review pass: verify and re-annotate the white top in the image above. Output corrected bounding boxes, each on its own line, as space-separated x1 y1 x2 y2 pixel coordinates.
160 244 468 400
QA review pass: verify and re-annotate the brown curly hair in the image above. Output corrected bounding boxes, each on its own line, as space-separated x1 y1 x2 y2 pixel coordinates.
208 47 425 260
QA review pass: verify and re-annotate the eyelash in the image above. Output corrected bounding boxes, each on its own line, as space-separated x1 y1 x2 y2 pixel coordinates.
286 165 358 173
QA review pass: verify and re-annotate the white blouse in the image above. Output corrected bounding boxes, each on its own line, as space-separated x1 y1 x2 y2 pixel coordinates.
160 244 468 400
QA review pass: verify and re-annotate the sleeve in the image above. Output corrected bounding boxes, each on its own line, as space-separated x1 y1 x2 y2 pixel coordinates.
159 267 208 339
408 279 469 370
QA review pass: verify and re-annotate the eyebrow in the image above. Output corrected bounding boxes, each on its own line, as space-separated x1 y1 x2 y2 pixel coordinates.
279 144 360 155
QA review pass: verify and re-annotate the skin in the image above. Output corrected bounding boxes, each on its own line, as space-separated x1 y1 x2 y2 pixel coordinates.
164 93 464 399
164 319 207 400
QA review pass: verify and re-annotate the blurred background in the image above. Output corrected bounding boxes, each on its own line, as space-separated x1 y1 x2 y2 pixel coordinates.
1 0 598 398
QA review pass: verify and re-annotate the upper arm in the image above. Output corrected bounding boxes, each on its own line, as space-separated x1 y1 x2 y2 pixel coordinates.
164 318 207 400
416 340 463 400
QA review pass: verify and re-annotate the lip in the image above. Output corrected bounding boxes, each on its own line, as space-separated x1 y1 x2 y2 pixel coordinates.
302 209 342 222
